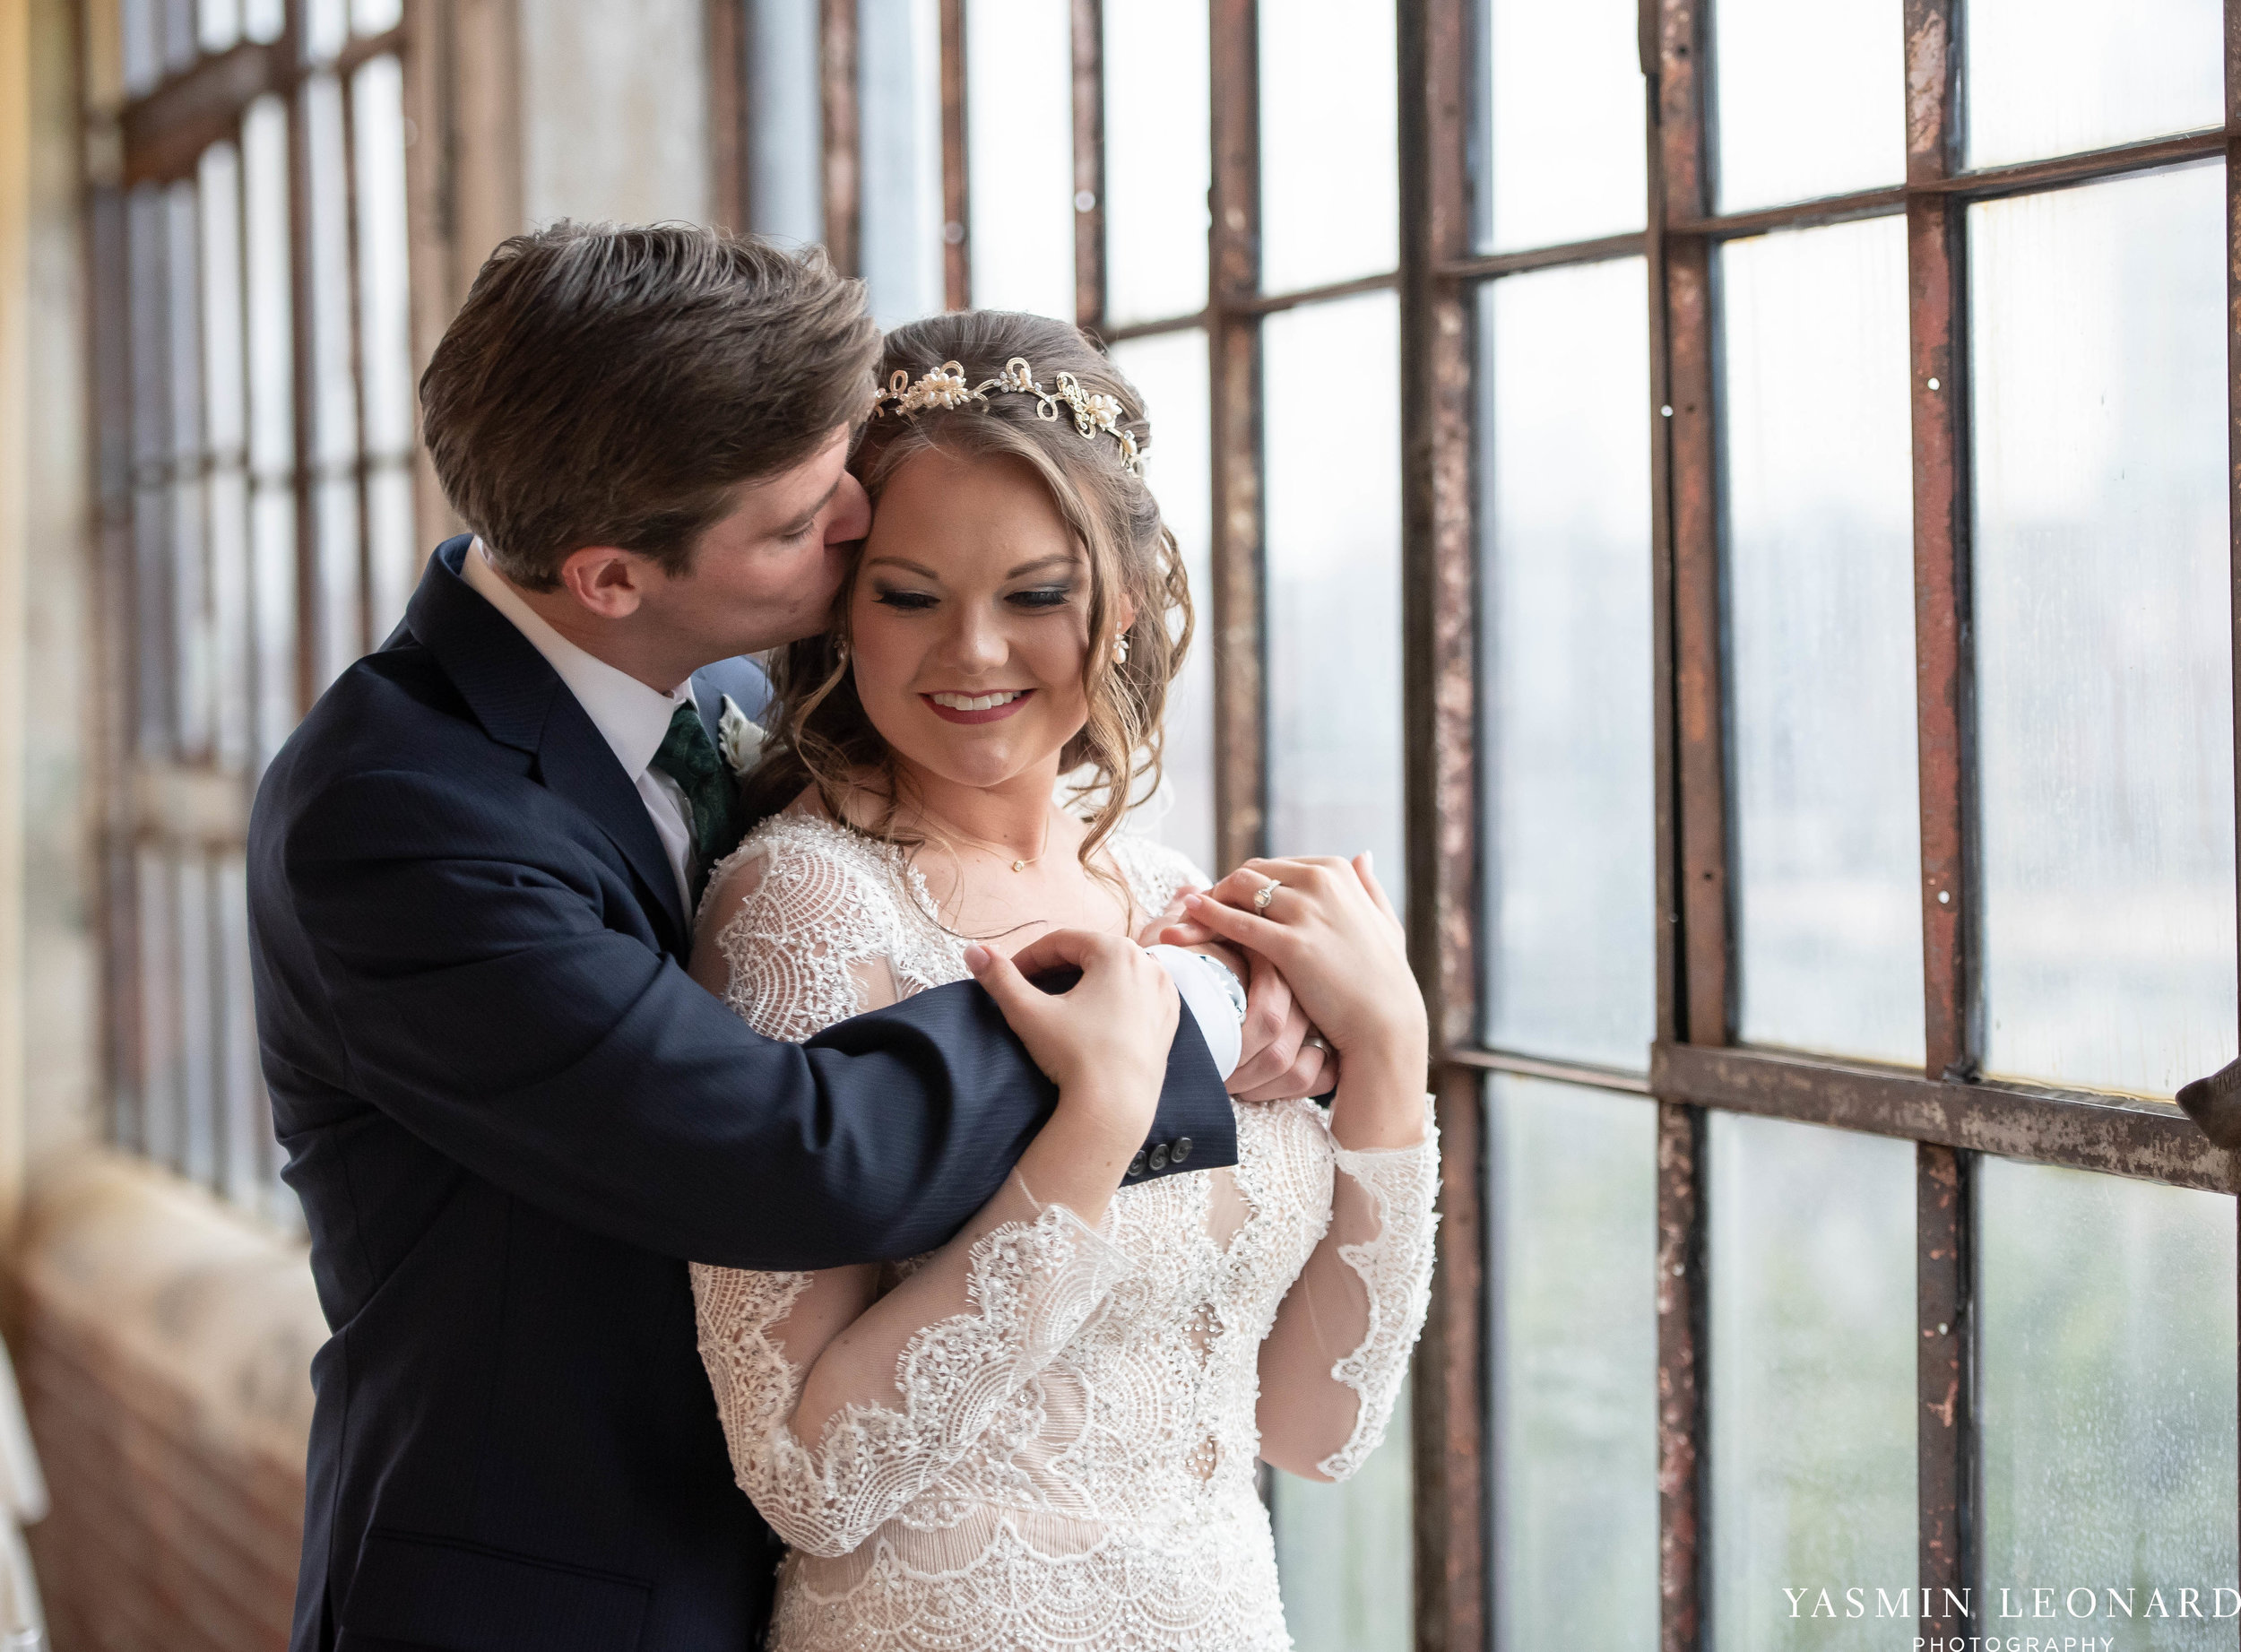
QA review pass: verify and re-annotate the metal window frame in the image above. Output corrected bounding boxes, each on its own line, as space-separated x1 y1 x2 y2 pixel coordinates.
82 0 507 1214
741 4 2241 1648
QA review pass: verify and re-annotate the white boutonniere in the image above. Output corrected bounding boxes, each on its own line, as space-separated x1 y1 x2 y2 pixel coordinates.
717 694 766 776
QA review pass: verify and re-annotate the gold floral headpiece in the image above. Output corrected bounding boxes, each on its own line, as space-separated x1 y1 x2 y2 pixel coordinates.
871 355 1146 477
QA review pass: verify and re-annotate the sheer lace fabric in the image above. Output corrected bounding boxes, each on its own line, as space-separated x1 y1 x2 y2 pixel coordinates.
690 813 1440 1651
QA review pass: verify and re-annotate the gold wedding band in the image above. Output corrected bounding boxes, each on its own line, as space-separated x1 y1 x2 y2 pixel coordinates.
1252 878 1280 912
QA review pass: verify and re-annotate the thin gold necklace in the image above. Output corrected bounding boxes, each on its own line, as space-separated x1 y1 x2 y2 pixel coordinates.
915 805 1053 873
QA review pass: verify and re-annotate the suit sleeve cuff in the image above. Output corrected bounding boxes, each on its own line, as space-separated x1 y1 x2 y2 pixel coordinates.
1146 944 1243 1081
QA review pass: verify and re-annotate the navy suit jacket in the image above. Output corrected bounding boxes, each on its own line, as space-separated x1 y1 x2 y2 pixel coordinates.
247 537 1237 1652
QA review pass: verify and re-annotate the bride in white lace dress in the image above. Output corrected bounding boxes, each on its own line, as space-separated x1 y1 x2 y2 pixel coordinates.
685 311 1438 1652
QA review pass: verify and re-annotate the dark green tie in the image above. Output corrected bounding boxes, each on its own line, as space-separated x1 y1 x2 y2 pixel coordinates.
650 701 744 911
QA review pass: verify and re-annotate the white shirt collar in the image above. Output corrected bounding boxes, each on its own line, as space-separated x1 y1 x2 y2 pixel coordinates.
463 538 696 779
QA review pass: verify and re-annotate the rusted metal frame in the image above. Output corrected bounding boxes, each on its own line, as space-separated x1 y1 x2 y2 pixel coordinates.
818 0 860 275
1099 307 1209 344
939 0 968 307
1400 0 1481 1640
1648 0 1715 1643
705 0 746 231
120 24 403 185
1654 1097 1707 1652
1207 0 1262 876
1069 0 1104 333
1653 1042 2241 1196
1415 1067 1485 1652
1445 1045 1655 1097
1905 0 1977 1630
1920 125 2225 202
1666 184 1908 240
2224 0 2240 1573
1437 229 1648 281
1234 267 1397 316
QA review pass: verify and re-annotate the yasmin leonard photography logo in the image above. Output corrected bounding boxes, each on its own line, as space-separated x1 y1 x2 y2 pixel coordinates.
1779 1583 2241 1648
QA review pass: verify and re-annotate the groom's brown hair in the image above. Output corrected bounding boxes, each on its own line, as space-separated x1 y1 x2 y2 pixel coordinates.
420 221 880 590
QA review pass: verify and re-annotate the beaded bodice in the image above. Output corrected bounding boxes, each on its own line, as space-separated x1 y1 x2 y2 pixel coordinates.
688 813 1439 1652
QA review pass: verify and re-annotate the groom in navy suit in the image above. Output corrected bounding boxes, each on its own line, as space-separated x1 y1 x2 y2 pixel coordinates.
248 223 1329 1652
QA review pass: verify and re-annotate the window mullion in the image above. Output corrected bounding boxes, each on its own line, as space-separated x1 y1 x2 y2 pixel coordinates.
1400 0 1483 1636
818 0 859 277
1069 0 1103 333
1207 0 1261 876
1648 1 1716 1649
1902 0 1978 1639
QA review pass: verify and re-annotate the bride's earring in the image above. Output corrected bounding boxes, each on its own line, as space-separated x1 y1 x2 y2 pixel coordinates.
834 635 850 665
1112 635 1129 665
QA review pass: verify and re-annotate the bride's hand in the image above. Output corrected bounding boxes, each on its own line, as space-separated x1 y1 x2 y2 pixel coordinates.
1176 854 1424 1080
1139 891 1337 1102
965 930 1174 1155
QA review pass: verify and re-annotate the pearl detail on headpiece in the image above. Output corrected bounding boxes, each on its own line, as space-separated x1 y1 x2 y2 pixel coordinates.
874 356 1147 477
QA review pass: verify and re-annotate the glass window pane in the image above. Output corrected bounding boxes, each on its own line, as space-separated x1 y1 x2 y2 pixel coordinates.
123 0 162 96
859 0 944 328
1258 0 1396 293
1966 0 2222 169
748 0 824 247
217 854 264 1210
1722 218 1923 1068
1708 1113 1916 1651
167 177 214 761
520 0 711 226
1971 164 2235 1097
302 0 346 63
1480 260 1655 1069
1479 0 1645 253
1103 0 1208 325
1486 1075 1657 1652
1273 1384 1412 1652
351 55 413 459
137 849 177 1169
177 853 217 1189
242 94 293 482
1711 0 1902 212
965 0 1073 318
242 0 282 44
1980 1156 2239 1617
198 0 239 68
351 0 401 33
1110 329 1215 875
1264 292 1404 904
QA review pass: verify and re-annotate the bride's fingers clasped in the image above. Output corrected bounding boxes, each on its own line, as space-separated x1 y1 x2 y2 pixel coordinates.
1176 852 1423 1071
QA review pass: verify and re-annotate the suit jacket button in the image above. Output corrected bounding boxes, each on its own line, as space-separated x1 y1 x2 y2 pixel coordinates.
1172 1137 1192 1163
1148 1143 1170 1172
1127 1151 1148 1179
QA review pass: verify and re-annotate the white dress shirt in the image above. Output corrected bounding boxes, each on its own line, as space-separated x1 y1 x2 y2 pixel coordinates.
463 541 1244 1075
465 541 701 915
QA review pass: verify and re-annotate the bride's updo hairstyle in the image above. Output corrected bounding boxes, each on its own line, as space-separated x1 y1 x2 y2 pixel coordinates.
740 310 1193 876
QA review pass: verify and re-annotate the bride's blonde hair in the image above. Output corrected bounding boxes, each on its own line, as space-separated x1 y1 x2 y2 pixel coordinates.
740 310 1194 878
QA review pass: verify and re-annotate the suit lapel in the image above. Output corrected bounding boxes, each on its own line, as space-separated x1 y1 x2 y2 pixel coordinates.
405 538 690 949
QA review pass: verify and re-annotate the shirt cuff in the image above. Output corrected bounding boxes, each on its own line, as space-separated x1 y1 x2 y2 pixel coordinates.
1146 944 1245 1081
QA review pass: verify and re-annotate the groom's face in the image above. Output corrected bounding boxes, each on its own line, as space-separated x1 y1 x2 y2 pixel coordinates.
641 425 871 660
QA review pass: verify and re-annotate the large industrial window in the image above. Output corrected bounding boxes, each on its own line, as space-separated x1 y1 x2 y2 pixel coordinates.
86 0 420 1222
718 1 2241 1648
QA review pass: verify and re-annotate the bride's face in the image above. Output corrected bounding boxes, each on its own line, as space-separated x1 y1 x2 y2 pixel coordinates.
847 445 1129 792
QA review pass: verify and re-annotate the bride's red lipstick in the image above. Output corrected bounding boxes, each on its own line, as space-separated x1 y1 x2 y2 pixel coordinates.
922 689 1034 725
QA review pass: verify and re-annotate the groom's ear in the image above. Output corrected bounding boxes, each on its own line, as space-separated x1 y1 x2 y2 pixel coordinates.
556 544 655 620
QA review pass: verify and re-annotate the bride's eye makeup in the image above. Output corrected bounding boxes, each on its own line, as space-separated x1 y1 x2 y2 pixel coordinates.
1006 583 1073 610
870 583 939 611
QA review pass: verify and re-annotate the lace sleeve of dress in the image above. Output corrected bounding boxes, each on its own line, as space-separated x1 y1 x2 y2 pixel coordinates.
1256 1097 1441 1483
695 826 904 1042
692 1182 1134 1557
